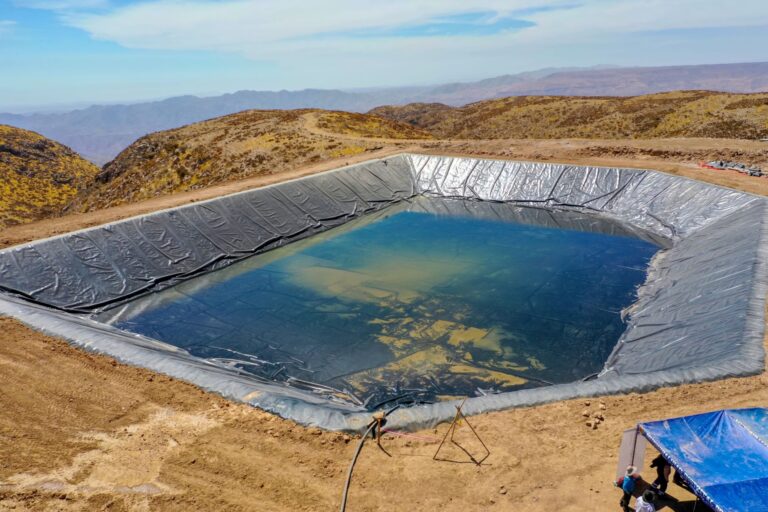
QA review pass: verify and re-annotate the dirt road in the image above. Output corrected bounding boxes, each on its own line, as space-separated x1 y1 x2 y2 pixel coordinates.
1 139 767 511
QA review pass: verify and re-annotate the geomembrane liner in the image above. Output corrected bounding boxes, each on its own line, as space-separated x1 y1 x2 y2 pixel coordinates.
96 196 660 409
0 154 765 431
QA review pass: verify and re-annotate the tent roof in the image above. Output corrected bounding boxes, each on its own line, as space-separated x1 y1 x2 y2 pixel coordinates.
639 408 768 512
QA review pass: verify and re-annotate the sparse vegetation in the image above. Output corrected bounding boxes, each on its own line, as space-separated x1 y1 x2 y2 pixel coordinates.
314 111 433 140
70 109 426 211
369 91 768 140
0 125 99 227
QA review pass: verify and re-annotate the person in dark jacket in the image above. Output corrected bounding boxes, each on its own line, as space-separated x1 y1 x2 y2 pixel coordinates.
650 454 671 494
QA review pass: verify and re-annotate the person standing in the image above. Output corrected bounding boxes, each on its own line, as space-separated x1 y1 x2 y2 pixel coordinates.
620 466 641 512
651 454 671 494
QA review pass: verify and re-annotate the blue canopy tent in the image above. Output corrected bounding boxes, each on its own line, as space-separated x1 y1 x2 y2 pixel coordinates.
625 408 768 512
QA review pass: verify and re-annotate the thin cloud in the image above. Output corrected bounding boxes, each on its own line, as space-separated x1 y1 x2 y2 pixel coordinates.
58 0 768 59
305 11 537 40
63 1 568 51
14 0 109 9
514 0 768 42
0 20 17 35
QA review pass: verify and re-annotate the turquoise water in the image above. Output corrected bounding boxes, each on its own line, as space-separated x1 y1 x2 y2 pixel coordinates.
105 199 660 408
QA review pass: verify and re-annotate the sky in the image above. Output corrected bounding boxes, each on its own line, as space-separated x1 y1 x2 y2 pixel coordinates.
1 0 767 112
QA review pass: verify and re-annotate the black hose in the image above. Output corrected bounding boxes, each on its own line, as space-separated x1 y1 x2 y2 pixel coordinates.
339 405 401 511
339 421 377 512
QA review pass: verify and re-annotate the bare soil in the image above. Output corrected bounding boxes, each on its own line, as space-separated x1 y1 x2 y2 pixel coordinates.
2 138 767 511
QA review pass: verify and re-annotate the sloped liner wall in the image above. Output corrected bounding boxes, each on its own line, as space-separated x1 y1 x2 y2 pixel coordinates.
0 154 765 431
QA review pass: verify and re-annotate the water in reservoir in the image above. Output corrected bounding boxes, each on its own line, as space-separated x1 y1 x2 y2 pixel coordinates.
100 197 661 408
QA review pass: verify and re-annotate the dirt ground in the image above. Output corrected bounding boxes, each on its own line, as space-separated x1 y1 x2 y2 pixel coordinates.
1 138 768 511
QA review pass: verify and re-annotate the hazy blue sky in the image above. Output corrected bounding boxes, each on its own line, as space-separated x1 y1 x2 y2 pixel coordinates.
1 0 767 111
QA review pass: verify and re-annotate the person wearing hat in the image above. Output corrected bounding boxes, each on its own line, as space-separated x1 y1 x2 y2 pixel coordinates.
620 466 641 512
635 490 657 512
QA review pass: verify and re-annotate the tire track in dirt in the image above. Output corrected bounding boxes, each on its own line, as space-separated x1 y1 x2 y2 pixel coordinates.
2 408 218 497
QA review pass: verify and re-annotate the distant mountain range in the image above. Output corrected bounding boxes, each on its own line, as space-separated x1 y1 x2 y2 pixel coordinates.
2 62 767 165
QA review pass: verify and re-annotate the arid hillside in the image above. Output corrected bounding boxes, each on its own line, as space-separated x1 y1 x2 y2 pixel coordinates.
369 91 768 140
0 125 99 227
71 109 431 211
6 93 768 223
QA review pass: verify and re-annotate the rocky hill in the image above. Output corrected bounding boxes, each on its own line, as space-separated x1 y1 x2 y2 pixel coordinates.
369 91 768 140
0 125 99 227
71 109 431 211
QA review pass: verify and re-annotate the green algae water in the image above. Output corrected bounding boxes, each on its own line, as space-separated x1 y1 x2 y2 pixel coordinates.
101 198 661 408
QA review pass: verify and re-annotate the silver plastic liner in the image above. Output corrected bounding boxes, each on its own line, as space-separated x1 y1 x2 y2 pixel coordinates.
1 154 765 432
